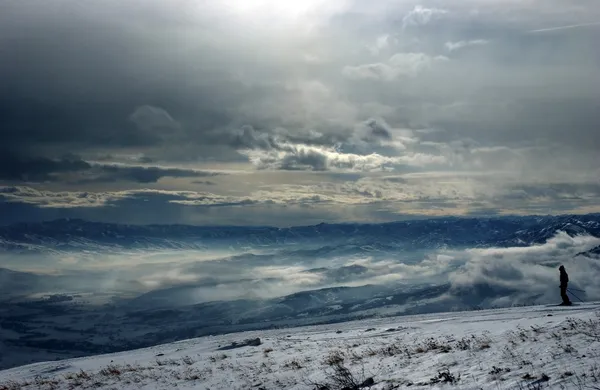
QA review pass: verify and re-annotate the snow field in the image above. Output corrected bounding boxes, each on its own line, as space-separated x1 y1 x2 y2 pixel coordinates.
1 303 599 389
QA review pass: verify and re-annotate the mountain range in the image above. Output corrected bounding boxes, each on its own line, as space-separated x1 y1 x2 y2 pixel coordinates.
1 213 600 370
2 214 600 253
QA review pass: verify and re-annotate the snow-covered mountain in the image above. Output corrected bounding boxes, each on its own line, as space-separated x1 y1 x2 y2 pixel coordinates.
1 302 599 389
2 214 599 253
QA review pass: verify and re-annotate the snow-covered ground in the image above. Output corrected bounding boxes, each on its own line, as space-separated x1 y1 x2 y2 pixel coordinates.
1 303 599 389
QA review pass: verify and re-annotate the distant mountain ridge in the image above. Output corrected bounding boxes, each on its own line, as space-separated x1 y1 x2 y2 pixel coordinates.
1 214 600 253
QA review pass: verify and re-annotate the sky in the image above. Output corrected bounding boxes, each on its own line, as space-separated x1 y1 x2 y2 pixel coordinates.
1 0 599 227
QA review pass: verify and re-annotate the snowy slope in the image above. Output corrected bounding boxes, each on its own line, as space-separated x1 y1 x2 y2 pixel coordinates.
1 303 599 389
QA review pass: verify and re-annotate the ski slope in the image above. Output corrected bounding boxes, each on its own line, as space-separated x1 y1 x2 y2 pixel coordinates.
1 303 599 389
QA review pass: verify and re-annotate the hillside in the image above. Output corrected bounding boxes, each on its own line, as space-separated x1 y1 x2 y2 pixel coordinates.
1 303 599 389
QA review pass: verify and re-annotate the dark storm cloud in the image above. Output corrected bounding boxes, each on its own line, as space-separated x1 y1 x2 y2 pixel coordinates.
228 126 278 151
226 118 393 154
0 0 440 171
279 149 329 171
0 153 90 182
2 0 598 166
0 150 221 184
0 1 241 164
363 118 392 140
86 165 221 184
1 0 599 224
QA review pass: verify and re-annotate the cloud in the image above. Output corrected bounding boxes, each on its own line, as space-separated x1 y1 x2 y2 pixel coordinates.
343 53 449 81
369 35 392 55
304 264 369 283
86 163 221 184
192 180 216 186
0 154 91 182
129 105 181 134
445 40 489 52
228 118 396 154
240 231 600 305
0 186 340 214
361 117 393 141
120 231 600 304
243 145 446 172
447 232 600 305
3 212 600 306
0 186 261 209
4 169 600 227
228 125 280 151
402 5 448 29
0 151 221 184
529 21 600 33
278 148 329 171
226 117 446 172
0 186 129 208
1 0 599 225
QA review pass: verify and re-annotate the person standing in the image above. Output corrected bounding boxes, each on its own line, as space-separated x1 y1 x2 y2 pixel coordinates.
559 265 572 306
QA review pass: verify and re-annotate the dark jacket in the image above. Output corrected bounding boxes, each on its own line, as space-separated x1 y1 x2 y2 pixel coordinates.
560 270 569 287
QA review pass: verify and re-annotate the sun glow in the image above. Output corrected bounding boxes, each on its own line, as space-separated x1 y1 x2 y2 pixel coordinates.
219 0 346 21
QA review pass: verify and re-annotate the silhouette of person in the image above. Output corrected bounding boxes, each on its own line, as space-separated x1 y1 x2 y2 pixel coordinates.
559 265 571 306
